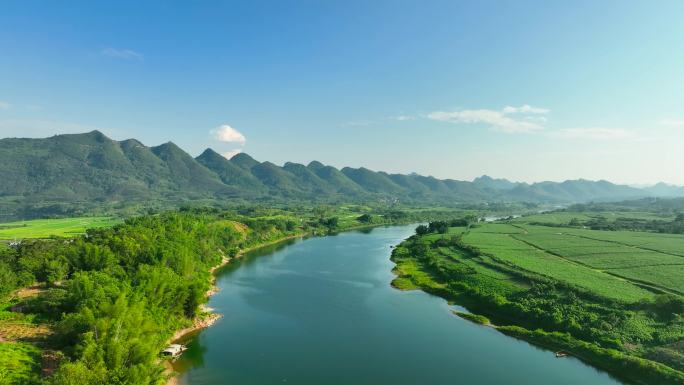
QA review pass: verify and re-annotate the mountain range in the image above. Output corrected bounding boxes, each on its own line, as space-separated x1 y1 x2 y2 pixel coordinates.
1 131 682 219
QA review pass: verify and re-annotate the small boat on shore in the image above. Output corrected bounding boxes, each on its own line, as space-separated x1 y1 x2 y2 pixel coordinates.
162 344 187 360
555 351 569 358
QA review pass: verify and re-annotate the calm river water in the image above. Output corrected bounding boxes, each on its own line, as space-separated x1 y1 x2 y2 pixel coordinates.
174 225 623 385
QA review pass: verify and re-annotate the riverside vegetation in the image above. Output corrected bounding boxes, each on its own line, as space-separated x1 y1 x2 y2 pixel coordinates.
392 210 684 385
0 205 463 385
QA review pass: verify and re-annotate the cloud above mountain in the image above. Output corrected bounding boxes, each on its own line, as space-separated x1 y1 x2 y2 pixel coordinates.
211 124 246 144
427 105 549 133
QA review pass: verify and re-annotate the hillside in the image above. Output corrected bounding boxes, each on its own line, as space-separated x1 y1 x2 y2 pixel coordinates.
0 131 681 219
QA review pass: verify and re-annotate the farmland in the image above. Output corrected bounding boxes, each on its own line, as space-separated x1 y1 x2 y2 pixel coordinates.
0 217 121 240
392 213 684 385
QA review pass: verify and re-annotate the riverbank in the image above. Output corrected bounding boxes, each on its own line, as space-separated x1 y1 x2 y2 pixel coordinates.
171 221 421 341
164 232 307 385
389 229 684 385
159 223 633 385
170 233 306 341
165 223 394 356
164 221 423 385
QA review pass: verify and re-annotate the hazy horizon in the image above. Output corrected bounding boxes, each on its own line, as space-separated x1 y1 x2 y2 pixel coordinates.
2 1 684 184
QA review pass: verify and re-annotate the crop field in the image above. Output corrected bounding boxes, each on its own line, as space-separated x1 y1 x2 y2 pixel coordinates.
0 217 121 239
514 230 684 268
560 228 684 257
608 265 684 295
512 211 596 224
496 224 684 294
461 225 655 302
434 247 527 296
513 211 675 225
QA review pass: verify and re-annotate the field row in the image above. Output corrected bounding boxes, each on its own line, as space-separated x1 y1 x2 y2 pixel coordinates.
461 225 654 302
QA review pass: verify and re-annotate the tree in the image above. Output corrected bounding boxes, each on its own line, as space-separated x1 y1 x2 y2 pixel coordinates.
49 361 107 385
415 225 429 235
357 214 373 223
44 255 69 285
428 221 449 234
322 217 339 230
0 262 17 298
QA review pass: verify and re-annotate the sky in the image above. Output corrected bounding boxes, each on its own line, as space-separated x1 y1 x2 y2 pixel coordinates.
1 0 684 185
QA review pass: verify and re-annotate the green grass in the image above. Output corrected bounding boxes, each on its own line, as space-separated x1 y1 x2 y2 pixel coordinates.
454 311 491 325
0 217 121 239
391 258 446 291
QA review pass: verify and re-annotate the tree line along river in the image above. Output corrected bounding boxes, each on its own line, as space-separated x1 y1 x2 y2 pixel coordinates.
173 225 623 385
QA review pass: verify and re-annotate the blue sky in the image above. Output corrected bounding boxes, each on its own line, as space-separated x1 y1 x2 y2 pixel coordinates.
1 1 683 184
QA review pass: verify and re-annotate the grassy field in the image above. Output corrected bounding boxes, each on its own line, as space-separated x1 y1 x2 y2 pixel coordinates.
0 217 121 240
506 224 684 295
461 225 654 302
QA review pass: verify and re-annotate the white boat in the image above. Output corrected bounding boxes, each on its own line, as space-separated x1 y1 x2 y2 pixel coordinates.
162 344 187 359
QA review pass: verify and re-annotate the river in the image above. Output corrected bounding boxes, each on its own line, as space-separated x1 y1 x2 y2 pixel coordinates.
174 225 623 385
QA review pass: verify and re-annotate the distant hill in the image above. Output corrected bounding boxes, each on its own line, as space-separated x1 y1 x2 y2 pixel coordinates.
1 131 681 219
643 182 684 198
505 179 646 203
472 175 519 191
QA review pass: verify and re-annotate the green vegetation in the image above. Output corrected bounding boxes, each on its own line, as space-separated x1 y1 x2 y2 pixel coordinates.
0 205 463 384
2 131 671 221
454 311 490 325
515 198 684 235
0 342 41 385
0 217 120 240
392 213 684 385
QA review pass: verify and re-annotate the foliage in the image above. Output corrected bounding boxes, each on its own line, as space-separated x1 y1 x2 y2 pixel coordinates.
0 342 41 385
0 205 464 383
0 131 665 220
392 216 684 385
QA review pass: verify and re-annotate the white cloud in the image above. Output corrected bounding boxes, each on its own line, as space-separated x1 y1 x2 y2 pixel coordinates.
222 149 242 159
211 124 246 145
101 48 144 61
502 105 549 114
659 118 684 128
551 127 640 141
0 101 10 110
392 115 414 121
427 107 546 133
